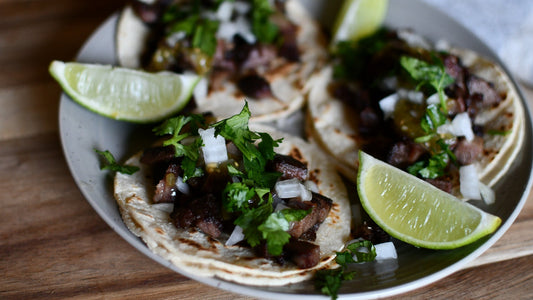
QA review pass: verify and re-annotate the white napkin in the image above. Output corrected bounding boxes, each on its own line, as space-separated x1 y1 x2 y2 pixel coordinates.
423 0 533 86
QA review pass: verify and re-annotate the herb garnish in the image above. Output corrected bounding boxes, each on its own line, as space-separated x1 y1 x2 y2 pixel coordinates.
95 149 139 175
213 102 309 255
152 114 206 181
400 55 458 179
315 240 376 299
251 0 279 44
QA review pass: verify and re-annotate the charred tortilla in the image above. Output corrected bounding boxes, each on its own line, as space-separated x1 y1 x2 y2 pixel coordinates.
306 30 525 196
114 123 351 286
116 0 327 122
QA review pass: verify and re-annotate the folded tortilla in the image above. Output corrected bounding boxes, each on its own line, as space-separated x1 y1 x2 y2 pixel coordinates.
116 0 328 122
114 124 351 286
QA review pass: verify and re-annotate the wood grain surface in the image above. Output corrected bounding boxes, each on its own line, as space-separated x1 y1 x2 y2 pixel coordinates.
1 1 532 299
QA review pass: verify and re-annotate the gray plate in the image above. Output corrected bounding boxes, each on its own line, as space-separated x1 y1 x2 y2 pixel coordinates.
59 0 533 298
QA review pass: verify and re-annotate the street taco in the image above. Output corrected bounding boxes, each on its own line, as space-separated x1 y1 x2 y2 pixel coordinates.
113 104 351 285
116 0 327 122
306 28 525 200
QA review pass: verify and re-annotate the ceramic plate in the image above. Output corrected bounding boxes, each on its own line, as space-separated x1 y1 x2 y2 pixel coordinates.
59 0 533 298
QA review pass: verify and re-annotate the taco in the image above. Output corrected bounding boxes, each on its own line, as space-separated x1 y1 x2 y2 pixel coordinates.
116 0 327 122
306 28 525 200
113 104 351 285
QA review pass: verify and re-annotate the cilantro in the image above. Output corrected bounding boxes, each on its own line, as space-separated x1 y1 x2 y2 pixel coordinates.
94 149 139 175
223 182 258 213
257 211 292 256
346 240 377 262
314 268 355 300
251 0 279 43
408 140 456 179
164 1 219 56
234 201 273 248
400 55 454 112
420 104 447 134
214 102 282 188
153 115 205 181
332 29 388 80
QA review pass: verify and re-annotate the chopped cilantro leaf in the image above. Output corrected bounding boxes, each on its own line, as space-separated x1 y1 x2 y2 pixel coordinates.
257 211 292 256
314 268 356 300
94 149 139 175
346 240 377 262
234 201 273 248
223 182 257 213
334 251 356 266
153 115 205 181
251 0 279 43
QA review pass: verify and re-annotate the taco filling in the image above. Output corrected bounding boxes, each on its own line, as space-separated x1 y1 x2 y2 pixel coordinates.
307 28 524 201
119 0 327 120
113 103 351 285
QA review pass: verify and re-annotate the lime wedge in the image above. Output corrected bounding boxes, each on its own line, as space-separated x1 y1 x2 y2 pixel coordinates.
49 60 200 123
331 0 388 44
357 151 501 250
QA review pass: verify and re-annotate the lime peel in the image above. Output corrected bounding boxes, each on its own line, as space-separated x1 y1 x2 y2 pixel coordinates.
49 60 201 123
331 0 389 44
357 151 501 250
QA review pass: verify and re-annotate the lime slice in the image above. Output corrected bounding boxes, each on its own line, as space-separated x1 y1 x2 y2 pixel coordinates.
331 0 388 44
49 60 200 123
357 151 501 250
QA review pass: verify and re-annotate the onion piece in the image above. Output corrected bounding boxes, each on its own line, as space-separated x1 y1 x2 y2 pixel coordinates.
176 176 190 195
274 178 312 201
379 93 399 119
438 112 474 141
225 225 244 246
374 242 397 261
460 164 481 200
216 1 234 22
198 127 228 164
479 182 496 205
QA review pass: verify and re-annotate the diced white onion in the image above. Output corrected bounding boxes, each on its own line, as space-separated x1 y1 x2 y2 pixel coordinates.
274 178 311 201
460 164 481 200
216 17 255 44
452 112 475 141
176 176 190 195
225 225 244 246
165 31 186 46
299 183 312 201
193 77 208 100
437 112 474 141
407 90 424 104
216 1 234 22
374 242 398 261
479 182 496 205
379 93 399 119
152 203 174 213
304 180 319 193
435 39 451 52
426 93 440 105
199 127 228 164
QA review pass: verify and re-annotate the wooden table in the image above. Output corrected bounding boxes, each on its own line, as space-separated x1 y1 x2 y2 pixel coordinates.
2 1 532 299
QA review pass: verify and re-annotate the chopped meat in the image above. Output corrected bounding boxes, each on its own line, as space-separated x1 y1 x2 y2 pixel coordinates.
287 192 333 239
387 141 427 168
140 145 175 165
426 177 454 194
268 154 308 181
467 75 502 108
284 240 321 269
172 193 224 238
153 163 181 203
353 220 391 244
240 44 278 71
453 136 484 165
237 74 273 99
